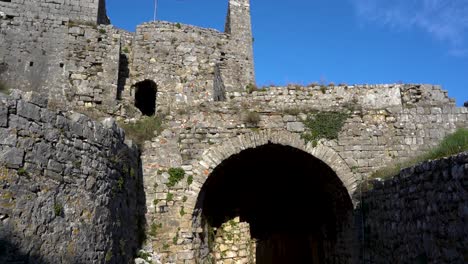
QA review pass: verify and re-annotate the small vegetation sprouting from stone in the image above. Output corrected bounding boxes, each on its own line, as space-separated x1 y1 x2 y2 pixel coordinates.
245 83 266 94
301 111 349 146
364 128 468 189
54 203 63 217
118 115 164 148
243 111 261 126
166 167 185 187
148 222 162 237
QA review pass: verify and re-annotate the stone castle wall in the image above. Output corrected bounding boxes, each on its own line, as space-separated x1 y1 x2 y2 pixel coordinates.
130 21 230 110
0 91 144 263
64 24 121 111
136 84 467 263
1 0 256 117
361 152 468 263
0 0 109 91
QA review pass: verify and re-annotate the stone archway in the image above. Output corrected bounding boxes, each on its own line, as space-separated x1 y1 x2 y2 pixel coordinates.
186 131 358 263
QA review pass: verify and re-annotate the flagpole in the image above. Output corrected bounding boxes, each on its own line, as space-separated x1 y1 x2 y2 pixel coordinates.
154 0 158 21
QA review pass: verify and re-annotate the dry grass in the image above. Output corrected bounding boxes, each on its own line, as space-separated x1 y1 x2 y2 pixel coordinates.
362 128 468 190
118 115 164 148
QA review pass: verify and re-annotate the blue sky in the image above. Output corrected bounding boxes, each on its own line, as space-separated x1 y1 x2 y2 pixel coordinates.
107 0 467 105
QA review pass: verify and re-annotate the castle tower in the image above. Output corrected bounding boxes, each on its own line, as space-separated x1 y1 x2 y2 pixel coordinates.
225 0 255 90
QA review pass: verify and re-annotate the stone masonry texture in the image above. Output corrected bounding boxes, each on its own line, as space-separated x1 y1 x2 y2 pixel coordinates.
362 152 468 264
1 0 468 263
0 90 144 264
0 0 255 116
137 84 467 263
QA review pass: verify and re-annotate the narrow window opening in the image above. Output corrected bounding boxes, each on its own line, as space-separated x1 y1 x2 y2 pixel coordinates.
29 62 34 67
98 37 102 42
134 80 157 116
59 63 64 68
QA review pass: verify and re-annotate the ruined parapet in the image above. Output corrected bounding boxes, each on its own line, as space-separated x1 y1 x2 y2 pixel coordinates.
225 83 455 112
0 90 144 263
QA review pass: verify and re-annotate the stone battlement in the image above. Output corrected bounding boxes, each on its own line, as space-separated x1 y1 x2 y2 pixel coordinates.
225 84 454 111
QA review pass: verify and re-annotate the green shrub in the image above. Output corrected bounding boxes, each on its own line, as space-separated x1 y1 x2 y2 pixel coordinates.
186 175 193 186
105 251 112 262
301 111 349 145
166 192 174 202
244 111 261 126
148 222 162 237
153 199 160 206
122 46 130 54
320 85 327 94
17 167 28 176
246 83 258 94
176 23 182 29
166 167 185 187
119 115 164 148
179 206 185 216
54 203 63 216
99 28 106 34
117 176 124 191
425 128 468 159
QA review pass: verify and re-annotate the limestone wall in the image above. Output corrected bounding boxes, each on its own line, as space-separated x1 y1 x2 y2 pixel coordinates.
137 85 467 263
212 217 256 263
63 24 121 112
0 91 144 263
130 21 230 110
0 0 107 24
226 84 454 111
361 152 468 263
0 0 114 109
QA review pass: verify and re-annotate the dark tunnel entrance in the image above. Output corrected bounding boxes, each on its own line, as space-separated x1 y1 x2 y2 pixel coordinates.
134 80 157 116
195 143 354 263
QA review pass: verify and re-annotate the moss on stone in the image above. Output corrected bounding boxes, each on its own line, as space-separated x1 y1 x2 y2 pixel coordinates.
301 111 349 145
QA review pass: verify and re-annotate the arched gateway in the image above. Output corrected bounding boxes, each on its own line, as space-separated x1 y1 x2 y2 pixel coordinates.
186 131 358 263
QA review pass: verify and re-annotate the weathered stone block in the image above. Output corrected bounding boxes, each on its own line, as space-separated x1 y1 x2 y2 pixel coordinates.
17 100 41 121
0 103 8 127
0 147 25 169
286 121 304 132
0 128 17 146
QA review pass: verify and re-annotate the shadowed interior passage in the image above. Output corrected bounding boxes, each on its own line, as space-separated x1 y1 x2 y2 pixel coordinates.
196 143 353 264
134 80 157 116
